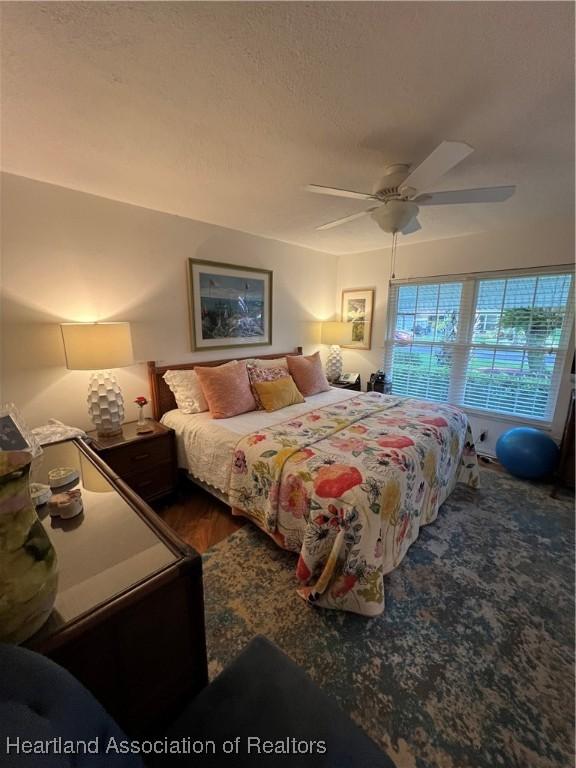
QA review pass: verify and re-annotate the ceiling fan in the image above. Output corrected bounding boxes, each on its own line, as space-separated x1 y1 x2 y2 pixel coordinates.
307 141 515 235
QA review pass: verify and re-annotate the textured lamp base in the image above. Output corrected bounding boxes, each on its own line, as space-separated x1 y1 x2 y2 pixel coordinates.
325 345 343 382
87 371 125 438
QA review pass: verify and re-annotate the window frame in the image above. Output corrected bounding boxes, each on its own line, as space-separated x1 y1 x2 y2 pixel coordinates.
384 266 575 426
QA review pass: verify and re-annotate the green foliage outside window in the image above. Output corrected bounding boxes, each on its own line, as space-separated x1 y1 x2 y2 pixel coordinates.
500 307 564 371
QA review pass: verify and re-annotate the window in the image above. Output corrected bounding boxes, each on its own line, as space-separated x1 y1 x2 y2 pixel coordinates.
385 269 574 423
390 282 462 403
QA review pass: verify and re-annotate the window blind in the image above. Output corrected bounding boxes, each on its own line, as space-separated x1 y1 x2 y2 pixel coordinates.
384 268 574 424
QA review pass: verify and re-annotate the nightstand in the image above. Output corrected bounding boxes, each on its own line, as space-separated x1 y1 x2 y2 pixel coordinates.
87 420 177 503
331 376 361 392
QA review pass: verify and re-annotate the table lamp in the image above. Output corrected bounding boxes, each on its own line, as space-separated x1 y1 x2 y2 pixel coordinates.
320 321 353 382
60 322 134 437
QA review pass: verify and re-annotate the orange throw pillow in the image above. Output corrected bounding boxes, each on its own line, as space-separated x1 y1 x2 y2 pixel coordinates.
287 352 331 397
195 361 257 419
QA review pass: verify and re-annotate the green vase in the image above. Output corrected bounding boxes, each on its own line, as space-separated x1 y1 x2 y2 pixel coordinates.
0 451 58 643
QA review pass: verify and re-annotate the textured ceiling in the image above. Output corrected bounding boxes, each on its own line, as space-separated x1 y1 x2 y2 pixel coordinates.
1 2 574 254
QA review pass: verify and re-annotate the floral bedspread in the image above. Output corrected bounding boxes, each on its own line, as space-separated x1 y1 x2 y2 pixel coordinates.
228 392 479 616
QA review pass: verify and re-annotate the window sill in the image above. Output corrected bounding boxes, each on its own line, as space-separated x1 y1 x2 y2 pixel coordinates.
461 406 552 431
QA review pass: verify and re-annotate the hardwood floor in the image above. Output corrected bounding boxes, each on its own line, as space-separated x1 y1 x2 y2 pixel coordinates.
153 474 245 554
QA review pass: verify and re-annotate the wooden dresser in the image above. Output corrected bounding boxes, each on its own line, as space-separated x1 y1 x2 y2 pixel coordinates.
26 438 207 734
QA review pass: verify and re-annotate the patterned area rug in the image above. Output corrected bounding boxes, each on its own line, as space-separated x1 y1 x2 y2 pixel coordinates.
202 468 574 768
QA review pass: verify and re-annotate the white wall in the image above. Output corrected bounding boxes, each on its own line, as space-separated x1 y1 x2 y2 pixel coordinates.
337 217 575 455
2 172 573 455
1 173 337 429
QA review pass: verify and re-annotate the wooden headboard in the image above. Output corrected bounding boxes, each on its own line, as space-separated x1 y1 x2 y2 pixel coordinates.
147 347 303 420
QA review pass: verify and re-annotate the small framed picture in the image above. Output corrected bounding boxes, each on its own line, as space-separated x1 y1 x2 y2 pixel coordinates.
341 289 374 350
0 404 40 455
188 259 273 350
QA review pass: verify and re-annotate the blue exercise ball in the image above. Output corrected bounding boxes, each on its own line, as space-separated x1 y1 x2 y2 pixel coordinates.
496 427 559 480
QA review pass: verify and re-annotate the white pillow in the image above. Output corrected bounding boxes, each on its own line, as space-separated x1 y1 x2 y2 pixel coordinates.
163 369 208 414
246 357 288 370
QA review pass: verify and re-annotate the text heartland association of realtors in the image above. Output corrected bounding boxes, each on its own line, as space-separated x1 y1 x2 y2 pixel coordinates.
4 736 328 756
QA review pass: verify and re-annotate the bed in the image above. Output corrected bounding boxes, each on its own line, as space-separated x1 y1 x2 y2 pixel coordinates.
149 350 479 616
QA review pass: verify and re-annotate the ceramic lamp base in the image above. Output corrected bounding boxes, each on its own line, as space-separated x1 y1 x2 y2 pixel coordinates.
96 427 123 438
87 371 125 437
325 345 343 382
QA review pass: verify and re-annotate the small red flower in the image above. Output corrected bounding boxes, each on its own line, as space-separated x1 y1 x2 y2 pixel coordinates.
134 396 148 407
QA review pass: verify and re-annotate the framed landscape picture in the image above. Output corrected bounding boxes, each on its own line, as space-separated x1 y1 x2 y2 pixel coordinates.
188 259 273 350
341 288 374 350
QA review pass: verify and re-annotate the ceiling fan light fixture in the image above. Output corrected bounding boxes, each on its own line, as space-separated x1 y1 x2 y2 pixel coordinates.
307 140 515 235
371 200 419 233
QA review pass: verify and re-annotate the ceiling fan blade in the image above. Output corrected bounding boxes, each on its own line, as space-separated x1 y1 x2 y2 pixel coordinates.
306 184 376 201
401 217 422 235
316 208 378 231
401 141 474 193
415 185 516 206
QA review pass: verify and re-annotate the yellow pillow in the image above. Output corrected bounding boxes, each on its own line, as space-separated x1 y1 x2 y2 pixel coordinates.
252 376 305 412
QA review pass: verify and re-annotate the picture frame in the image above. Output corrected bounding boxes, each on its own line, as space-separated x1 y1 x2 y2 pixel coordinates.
188 259 273 350
341 289 374 350
0 404 41 455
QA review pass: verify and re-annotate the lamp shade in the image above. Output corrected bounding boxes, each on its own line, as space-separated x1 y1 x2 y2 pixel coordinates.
60 322 133 370
320 321 353 346
301 321 322 346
